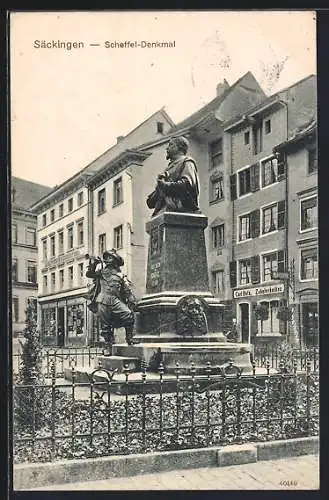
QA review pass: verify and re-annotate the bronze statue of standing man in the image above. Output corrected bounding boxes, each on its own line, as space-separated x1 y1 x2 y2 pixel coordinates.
146 136 200 217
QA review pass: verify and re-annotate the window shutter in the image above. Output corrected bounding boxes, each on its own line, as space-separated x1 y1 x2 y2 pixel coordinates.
250 255 260 284
229 261 237 288
250 163 260 192
230 174 237 200
250 209 260 238
277 200 286 229
277 250 286 273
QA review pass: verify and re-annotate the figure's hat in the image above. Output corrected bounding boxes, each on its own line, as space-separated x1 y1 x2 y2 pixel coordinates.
103 249 124 267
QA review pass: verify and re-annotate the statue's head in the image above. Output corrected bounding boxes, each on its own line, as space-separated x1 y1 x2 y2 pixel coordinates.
103 249 124 269
166 136 189 160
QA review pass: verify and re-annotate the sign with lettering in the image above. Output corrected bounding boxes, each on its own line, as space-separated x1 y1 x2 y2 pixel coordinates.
233 283 284 299
149 259 161 288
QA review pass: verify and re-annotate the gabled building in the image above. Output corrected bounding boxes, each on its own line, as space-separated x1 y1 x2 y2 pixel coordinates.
224 74 316 346
30 108 174 347
274 119 318 346
11 177 52 335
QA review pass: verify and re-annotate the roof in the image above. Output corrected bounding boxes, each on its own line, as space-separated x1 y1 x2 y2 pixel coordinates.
274 118 317 152
169 71 260 132
224 74 316 131
11 177 53 211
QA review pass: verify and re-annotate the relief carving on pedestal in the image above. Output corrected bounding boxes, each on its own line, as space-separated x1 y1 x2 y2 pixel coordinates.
176 295 208 336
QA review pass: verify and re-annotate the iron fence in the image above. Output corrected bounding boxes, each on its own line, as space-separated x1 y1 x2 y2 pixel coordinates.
13 346 106 378
13 360 319 464
252 345 319 372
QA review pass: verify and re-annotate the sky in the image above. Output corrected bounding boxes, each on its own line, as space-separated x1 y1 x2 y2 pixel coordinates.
10 10 316 187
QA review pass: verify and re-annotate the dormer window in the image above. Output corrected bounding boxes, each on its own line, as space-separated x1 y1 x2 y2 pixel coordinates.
157 121 164 134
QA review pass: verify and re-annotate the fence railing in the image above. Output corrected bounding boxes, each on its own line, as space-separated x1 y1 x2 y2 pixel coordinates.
252 345 319 372
13 360 319 464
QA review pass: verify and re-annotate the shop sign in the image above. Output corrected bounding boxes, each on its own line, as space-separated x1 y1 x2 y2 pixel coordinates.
233 283 284 299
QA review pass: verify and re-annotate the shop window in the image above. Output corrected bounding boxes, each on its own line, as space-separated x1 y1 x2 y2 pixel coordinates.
98 188 106 215
99 233 106 256
12 223 17 244
300 196 317 231
301 248 318 280
212 224 225 250
12 258 18 282
239 258 251 285
257 300 279 334
26 227 36 246
27 260 37 284
302 303 319 346
41 307 56 345
210 176 224 202
12 297 19 322
114 225 123 249
212 270 225 297
113 178 123 206
210 138 223 169
67 303 85 339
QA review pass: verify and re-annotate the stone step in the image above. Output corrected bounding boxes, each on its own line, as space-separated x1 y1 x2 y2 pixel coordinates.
96 355 141 373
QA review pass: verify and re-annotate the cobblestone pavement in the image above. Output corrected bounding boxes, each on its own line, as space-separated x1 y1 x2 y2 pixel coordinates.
31 454 319 490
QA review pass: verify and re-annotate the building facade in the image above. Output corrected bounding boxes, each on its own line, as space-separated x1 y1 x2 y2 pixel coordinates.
224 75 316 345
275 120 318 346
11 177 52 335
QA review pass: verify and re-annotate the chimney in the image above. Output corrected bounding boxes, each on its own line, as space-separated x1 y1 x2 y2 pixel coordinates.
117 136 124 143
216 79 229 97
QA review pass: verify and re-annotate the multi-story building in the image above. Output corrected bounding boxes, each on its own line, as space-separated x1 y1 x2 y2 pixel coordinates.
224 75 316 346
11 177 52 335
30 108 174 346
274 120 318 346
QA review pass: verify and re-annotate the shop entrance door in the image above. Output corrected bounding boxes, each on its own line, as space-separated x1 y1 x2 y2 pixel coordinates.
57 307 65 347
239 303 250 343
303 303 319 346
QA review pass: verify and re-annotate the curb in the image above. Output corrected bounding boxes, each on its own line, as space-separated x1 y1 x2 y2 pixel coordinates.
14 436 319 490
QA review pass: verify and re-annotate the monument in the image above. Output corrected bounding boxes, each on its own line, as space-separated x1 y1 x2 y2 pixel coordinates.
97 136 253 375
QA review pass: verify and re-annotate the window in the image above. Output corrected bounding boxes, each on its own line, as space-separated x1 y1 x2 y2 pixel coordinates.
59 269 64 289
99 233 106 256
98 188 106 215
263 204 278 234
43 275 48 293
212 270 225 296
262 251 285 282
50 234 56 258
212 224 225 250
78 263 84 285
244 131 250 145
67 303 85 338
68 266 74 287
258 300 279 334
12 224 17 244
210 177 224 202
51 272 56 292
78 191 84 206
265 119 271 134
50 209 55 222
308 147 318 174
262 201 285 234
59 203 64 217
42 214 47 227
12 258 18 282
67 225 74 250
77 220 84 246
42 239 48 260
114 225 123 249
26 228 36 246
301 197 317 231
157 121 164 134
68 198 73 212
239 258 251 285
12 297 19 322
210 139 223 168
27 261 37 284
262 157 278 187
58 231 64 254
239 214 251 241
252 120 263 155
113 178 123 206
301 248 318 280
238 167 251 196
